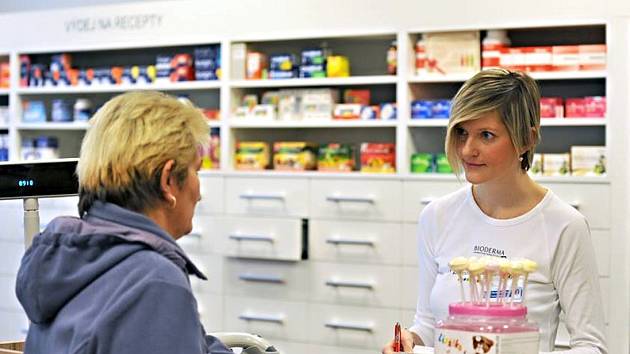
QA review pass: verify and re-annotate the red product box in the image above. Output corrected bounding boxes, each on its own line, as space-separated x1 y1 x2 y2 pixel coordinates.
170 66 195 82
540 97 564 118
578 44 606 71
171 54 193 68
0 62 9 88
552 46 580 71
500 47 525 71
584 96 606 118
565 98 587 118
360 143 396 173
522 46 553 72
344 89 371 105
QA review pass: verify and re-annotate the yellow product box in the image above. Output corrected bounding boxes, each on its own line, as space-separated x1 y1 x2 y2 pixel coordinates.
542 153 570 176
425 31 481 74
570 146 606 176
326 56 350 77
273 142 318 171
234 142 270 170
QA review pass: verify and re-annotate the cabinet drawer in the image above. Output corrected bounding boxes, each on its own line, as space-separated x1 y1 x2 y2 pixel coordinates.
225 177 308 217
224 258 310 301
224 296 308 342
309 220 403 265
310 179 402 221
198 176 224 215
402 180 463 223
179 217 221 255
218 217 303 261
402 223 418 266
309 262 401 307
542 183 610 228
197 293 223 332
308 303 400 349
188 254 223 295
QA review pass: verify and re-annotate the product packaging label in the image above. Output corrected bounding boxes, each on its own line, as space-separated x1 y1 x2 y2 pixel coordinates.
434 329 538 354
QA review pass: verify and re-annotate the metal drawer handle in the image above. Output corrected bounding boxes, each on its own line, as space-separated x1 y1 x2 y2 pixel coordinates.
239 192 286 201
326 238 374 247
239 313 285 324
570 202 580 210
326 194 376 204
325 280 374 290
420 198 434 206
229 234 275 243
239 273 285 284
325 321 373 332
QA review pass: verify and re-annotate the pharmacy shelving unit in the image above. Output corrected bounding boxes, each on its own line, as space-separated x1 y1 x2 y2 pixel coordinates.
0 20 625 354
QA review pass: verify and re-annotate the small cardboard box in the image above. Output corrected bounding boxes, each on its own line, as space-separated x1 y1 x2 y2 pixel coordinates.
570 146 606 176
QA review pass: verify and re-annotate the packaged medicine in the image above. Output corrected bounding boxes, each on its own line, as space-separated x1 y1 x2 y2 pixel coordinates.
318 143 355 172
570 146 606 176
234 142 270 170
360 143 396 173
542 153 570 176
273 142 318 171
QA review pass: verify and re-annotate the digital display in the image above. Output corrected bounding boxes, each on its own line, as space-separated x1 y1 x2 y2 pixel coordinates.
0 159 79 200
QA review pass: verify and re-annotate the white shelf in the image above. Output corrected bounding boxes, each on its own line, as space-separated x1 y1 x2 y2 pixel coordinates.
0 124 9 130
17 80 222 94
407 118 606 127
408 70 606 83
208 121 221 128
17 122 90 130
230 75 397 88
540 118 606 126
229 119 398 128
0 88 9 95
408 119 449 127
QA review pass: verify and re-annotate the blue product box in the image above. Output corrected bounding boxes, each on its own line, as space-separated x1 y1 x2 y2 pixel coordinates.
269 54 296 72
51 99 73 122
380 103 397 120
194 47 217 60
78 70 92 86
23 101 47 122
411 100 433 119
28 65 45 87
195 70 218 81
121 67 135 85
432 99 451 118
269 70 297 79
299 64 326 78
301 48 325 65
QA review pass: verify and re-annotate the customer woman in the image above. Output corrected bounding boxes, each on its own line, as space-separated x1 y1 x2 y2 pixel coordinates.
383 69 607 353
16 91 232 354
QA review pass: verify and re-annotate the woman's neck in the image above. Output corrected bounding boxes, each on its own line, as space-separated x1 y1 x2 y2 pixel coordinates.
472 171 547 219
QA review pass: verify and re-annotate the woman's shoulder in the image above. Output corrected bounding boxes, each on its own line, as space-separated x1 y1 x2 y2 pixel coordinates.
542 189 588 224
418 184 470 224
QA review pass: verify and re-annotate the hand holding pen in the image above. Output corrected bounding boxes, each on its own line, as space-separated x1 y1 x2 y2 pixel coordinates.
381 322 415 354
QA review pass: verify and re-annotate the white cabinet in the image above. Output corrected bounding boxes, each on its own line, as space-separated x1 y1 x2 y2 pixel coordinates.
225 177 308 217
223 258 310 301
309 220 403 265
198 176 225 215
224 296 309 342
310 179 403 221
217 216 303 261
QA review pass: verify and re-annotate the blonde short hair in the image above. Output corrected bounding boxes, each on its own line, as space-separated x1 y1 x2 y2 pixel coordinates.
77 91 208 216
445 68 541 175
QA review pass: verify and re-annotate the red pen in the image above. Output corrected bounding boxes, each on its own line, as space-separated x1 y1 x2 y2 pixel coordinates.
393 322 402 352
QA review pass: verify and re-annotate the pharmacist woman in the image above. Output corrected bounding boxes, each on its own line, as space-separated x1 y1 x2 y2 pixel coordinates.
16 92 232 354
383 69 607 354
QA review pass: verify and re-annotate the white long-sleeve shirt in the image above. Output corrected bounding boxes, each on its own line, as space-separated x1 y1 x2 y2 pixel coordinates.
408 185 607 354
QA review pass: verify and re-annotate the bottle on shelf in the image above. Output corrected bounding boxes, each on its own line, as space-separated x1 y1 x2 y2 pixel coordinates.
415 34 427 75
387 40 397 75
482 29 511 69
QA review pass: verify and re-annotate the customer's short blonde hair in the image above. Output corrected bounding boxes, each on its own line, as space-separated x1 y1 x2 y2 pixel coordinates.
445 68 541 175
77 91 208 216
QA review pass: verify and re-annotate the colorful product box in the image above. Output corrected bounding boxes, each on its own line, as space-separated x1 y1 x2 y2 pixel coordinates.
529 153 544 176
435 153 452 173
578 44 606 71
326 56 350 77
318 143 355 172
540 97 564 118
344 89 370 105
411 100 433 119
360 143 396 173
234 141 270 170
411 153 433 173
565 97 605 118
273 142 318 171
570 146 606 176
246 52 267 80
360 105 380 120
22 101 47 122
333 104 362 120
20 55 31 87
425 31 481 75
380 103 397 120
552 46 580 71
301 89 338 120
0 62 9 88
522 46 553 72
542 153 570 176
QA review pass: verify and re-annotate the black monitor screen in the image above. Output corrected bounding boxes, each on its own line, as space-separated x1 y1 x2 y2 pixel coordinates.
0 159 79 200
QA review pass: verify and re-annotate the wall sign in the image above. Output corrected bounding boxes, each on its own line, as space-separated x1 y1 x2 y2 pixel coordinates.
64 14 163 33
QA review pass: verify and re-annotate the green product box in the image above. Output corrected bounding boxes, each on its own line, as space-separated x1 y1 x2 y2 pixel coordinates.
411 153 434 173
435 153 453 173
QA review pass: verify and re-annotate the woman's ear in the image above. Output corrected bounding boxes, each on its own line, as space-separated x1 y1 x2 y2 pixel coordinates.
160 160 176 201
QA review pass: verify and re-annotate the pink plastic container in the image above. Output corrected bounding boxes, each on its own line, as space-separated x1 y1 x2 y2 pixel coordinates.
434 303 539 353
